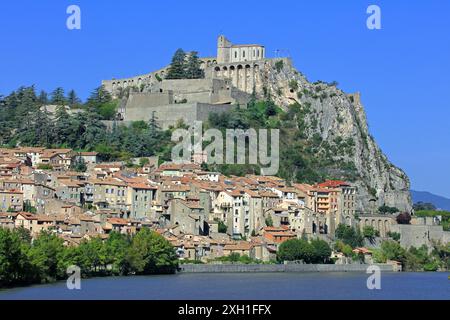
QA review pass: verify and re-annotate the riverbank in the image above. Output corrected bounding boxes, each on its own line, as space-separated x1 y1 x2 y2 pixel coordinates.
178 263 399 273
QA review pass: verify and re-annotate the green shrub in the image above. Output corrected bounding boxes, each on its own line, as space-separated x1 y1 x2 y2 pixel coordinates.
275 60 284 72
37 164 53 170
289 80 299 92
387 231 401 241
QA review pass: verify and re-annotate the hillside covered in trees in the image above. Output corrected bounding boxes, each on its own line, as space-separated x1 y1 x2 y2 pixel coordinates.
0 86 173 164
0 85 363 186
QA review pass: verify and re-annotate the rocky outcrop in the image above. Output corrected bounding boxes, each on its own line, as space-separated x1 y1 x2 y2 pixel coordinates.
253 58 412 212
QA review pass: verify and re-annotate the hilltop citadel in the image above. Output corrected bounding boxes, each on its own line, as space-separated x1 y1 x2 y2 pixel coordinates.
102 36 282 128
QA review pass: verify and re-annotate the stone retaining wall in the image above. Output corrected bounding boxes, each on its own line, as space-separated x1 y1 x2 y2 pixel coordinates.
178 263 396 273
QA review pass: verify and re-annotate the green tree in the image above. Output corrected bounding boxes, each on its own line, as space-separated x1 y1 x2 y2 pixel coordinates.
17 107 53 147
277 239 315 263
166 48 187 79
72 157 87 172
0 228 35 287
379 205 399 214
139 158 150 167
77 237 108 276
335 224 364 248
126 228 178 274
98 100 118 120
67 89 81 108
185 51 204 79
265 215 274 227
413 202 436 211
431 241 450 270
53 105 74 146
217 220 227 233
38 90 49 105
28 231 66 282
86 86 112 110
50 87 67 105
363 226 378 244
387 231 401 241
23 200 37 214
310 239 332 263
378 240 407 265
15 227 32 244
335 240 354 257
105 232 131 275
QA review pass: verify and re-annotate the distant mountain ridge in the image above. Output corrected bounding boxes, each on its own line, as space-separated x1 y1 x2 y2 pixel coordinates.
411 190 450 211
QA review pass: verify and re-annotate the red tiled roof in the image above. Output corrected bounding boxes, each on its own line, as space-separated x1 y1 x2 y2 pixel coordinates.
317 180 350 188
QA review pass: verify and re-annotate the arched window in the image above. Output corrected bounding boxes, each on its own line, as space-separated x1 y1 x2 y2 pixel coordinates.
235 51 237 58
243 51 245 58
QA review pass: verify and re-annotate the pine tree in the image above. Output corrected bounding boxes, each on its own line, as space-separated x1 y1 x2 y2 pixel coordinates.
166 48 187 79
86 86 112 109
38 90 49 105
185 51 204 79
51 87 67 105
18 107 52 147
54 106 74 146
67 89 81 108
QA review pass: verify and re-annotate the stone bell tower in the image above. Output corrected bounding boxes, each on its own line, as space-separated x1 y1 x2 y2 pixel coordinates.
217 35 232 64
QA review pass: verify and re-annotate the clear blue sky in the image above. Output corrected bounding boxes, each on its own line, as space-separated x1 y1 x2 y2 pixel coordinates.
0 0 449 198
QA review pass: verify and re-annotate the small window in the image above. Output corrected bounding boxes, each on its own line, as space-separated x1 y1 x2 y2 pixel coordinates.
243 51 245 58
235 51 237 58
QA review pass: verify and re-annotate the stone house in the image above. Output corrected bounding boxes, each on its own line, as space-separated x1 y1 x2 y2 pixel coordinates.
14 212 38 234
128 182 157 219
169 198 206 235
93 179 128 213
0 189 23 212
223 242 254 258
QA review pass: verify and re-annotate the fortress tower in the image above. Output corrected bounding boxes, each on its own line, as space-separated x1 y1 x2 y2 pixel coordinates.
217 35 232 64
217 35 265 64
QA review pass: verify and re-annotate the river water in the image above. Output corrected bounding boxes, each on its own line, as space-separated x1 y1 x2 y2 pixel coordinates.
0 272 448 300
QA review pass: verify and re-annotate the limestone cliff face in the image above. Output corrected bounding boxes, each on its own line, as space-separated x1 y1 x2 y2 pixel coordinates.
253 58 412 212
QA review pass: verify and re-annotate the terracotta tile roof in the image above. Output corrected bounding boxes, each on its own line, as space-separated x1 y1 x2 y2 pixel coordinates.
0 189 23 194
161 184 190 192
36 215 54 222
224 242 253 251
16 212 37 220
129 182 157 190
259 191 279 198
92 179 127 187
107 217 129 225
317 180 350 188
263 226 289 232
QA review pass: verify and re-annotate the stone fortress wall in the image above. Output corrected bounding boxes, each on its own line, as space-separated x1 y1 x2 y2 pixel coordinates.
358 214 450 249
101 36 275 128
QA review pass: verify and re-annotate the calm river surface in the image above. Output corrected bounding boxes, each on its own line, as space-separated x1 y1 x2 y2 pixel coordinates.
0 272 448 300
